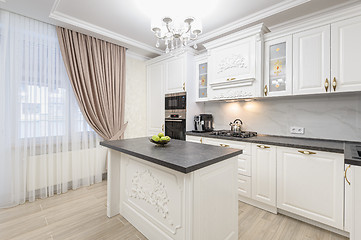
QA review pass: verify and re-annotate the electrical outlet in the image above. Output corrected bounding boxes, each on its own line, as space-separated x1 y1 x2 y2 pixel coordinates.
290 126 305 134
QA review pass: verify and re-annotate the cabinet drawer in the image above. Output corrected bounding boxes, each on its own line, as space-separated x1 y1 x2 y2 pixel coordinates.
202 137 252 155
238 175 251 198
238 155 251 177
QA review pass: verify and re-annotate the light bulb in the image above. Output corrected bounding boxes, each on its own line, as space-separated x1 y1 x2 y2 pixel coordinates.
165 46 170 54
193 43 198 49
156 39 160 48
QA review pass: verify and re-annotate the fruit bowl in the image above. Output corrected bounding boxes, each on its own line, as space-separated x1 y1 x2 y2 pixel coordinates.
149 138 170 146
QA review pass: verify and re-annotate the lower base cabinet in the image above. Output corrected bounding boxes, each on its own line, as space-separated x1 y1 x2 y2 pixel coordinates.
277 147 344 229
345 164 361 240
251 144 277 206
186 136 347 232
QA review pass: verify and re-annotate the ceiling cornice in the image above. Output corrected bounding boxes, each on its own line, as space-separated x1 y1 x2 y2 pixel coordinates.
126 50 151 61
193 0 310 46
264 0 361 40
49 0 163 56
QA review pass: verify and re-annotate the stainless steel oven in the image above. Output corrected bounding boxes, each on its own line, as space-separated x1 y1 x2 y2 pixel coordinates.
165 92 186 110
165 109 186 140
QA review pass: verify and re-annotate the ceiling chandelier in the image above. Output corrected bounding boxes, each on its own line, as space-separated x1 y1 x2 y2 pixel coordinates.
151 16 202 53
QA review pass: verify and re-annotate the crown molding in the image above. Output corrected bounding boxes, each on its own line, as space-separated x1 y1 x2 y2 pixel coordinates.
49 0 163 56
0 0 7 3
264 0 361 41
126 50 151 61
145 47 196 65
203 23 269 50
193 0 310 46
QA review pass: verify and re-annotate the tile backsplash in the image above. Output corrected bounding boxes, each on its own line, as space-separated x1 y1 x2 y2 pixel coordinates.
201 93 361 142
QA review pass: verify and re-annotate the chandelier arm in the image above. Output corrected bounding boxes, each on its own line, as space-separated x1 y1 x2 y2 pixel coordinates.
166 22 172 33
185 23 192 34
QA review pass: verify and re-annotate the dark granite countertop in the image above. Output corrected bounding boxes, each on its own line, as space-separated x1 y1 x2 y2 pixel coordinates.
345 143 361 166
100 137 243 173
187 131 361 166
187 131 346 153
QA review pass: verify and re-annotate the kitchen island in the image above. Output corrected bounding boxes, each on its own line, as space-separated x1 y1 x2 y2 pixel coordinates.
100 137 243 240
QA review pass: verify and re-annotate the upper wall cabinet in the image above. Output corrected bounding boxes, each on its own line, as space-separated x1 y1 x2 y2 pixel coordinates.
264 35 293 97
165 56 185 93
293 25 331 95
204 24 269 100
293 15 361 95
194 55 208 102
208 37 256 85
331 15 361 93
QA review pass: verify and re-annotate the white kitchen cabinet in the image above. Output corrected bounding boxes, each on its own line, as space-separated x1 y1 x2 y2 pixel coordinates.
277 147 344 229
293 25 331 95
264 35 293 97
251 144 277 206
238 175 252 198
344 164 353 233
165 56 185 93
208 36 256 86
194 55 208 101
331 15 361 93
203 138 252 176
345 164 361 240
146 63 165 136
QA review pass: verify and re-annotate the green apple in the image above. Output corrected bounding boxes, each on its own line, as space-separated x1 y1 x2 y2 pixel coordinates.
165 136 171 141
160 136 167 141
158 132 164 138
152 135 160 142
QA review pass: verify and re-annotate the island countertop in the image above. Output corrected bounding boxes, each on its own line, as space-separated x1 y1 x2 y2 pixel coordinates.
100 137 243 173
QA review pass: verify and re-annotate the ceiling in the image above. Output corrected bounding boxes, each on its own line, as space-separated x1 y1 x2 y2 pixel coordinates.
0 0 356 59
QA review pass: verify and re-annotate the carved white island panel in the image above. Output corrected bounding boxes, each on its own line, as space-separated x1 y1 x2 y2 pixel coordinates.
107 149 238 240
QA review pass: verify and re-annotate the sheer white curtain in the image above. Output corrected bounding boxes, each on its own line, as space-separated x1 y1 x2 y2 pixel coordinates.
0 10 107 208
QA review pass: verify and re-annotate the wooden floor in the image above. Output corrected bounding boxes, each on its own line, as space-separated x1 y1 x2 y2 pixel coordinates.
0 181 348 240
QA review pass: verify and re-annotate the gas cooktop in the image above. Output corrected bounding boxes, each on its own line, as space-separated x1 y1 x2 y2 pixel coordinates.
209 130 257 138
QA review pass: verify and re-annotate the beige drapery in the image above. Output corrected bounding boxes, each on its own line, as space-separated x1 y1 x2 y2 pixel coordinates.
56 27 127 140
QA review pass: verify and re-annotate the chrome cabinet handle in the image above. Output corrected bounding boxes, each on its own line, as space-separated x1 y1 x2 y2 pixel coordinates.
298 150 316 155
332 77 337 91
257 145 270 149
325 78 329 92
345 165 351 185
220 144 230 147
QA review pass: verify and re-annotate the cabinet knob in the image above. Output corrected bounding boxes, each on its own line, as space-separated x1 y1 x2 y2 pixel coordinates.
324 78 329 92
162 124 164 132
332 77 337 91
264 85 268 96
200 138 203 143
182 83 185 91
345 165 351 185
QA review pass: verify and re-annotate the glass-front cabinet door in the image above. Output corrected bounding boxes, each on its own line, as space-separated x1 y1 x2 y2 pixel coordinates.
264 35 293 97
195 55 208 101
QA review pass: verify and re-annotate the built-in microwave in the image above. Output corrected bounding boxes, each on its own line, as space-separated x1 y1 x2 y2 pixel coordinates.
165 92 186 110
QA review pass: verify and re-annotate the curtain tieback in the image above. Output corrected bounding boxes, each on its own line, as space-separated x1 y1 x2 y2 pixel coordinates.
110 122 128 140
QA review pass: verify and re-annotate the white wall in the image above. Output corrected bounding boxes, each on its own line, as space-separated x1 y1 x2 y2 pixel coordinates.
124 56 147 139
201 93 361 142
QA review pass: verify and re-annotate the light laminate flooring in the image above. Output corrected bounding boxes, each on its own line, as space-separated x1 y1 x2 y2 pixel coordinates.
0 181 348 240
